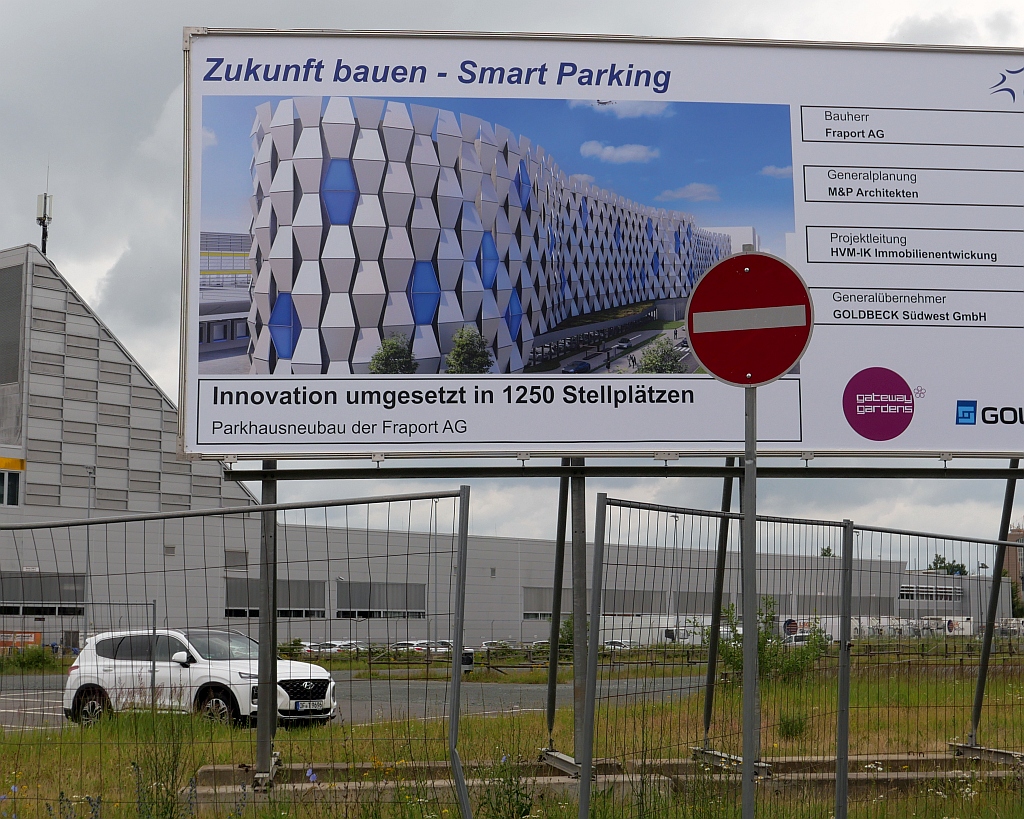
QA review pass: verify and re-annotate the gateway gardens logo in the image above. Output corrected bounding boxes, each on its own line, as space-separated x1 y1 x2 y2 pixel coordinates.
842 367 915 441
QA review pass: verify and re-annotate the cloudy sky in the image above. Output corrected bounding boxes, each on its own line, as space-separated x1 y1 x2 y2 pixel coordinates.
2 1 1022 543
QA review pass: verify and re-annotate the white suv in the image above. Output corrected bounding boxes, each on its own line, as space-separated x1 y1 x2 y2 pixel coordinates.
63 628 335 725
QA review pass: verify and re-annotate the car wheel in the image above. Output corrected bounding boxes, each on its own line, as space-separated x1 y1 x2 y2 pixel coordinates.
197 688 238 725
73 687 109 725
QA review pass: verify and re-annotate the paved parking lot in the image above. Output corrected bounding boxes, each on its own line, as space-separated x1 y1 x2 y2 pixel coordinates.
0 690 65 729
0 672 702 730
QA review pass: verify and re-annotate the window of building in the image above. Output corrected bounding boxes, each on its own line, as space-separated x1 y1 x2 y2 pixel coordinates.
225 577 326 618
522 586 586 621
0 571 85 615
899 584 964 602
0 471 21 506
335 581 426 620
224 550 248 569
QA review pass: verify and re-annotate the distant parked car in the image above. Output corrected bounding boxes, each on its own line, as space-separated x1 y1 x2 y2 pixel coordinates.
561 360 591 374
480 640 513 651
390 640 429 653
319 640 367 653
782 632 831 647
603 639 638 651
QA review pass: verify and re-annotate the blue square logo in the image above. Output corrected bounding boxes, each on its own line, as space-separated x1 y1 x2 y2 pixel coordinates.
956 400 977 425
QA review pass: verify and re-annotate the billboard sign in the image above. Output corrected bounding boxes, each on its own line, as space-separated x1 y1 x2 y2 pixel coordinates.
181 30 1024 457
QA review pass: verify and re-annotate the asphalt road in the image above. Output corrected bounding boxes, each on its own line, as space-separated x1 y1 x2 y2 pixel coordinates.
0 672 704 730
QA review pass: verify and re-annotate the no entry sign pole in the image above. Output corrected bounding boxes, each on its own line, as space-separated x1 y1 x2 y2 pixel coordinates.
686 252 813 819
741 385 759 819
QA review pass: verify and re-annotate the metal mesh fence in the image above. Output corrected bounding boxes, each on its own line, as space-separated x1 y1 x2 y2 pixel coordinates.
584 495 1024 819
0 490 470 817
2 485 1024 819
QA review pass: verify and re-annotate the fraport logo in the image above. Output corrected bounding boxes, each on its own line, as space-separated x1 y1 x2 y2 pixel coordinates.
991 66 1024 103
956 400 977 425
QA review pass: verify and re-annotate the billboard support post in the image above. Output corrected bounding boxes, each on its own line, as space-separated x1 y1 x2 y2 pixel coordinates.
835 519 855 819
578 492 608 819
703 456 736 748
448 486 473 819
740 387 760 819
256 460 278 782
571 457 588 758
968 458 1019 747
547 459 570 748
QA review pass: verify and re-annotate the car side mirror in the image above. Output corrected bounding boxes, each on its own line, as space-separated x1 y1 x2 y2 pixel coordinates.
171 650 191 666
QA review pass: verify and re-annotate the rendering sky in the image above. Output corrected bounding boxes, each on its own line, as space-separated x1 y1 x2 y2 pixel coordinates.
201 95 794 252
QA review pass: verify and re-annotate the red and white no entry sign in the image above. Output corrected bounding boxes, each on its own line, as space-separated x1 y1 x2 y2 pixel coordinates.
686 252 813 388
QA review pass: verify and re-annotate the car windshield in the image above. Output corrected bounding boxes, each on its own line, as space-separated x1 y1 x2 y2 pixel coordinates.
184 630 259 661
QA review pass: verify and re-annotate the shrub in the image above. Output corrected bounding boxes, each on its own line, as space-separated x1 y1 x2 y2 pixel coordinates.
778 713 808 740
708 597 828 682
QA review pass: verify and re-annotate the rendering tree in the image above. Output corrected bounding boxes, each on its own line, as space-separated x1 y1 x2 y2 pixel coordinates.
635 336 686 374
368 333 418 374
444 326 494 374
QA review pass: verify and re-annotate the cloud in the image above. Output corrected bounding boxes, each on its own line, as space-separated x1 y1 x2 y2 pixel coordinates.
202 127 218 149
569 173 596 185
889 11 1019 46
760 164 792 178
655 183 720 202
568 100 671 119
888 14 979 44
579 140 659 164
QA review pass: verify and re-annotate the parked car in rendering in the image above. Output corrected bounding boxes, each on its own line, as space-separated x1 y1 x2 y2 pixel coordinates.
561 360 592 374
63 628 335 725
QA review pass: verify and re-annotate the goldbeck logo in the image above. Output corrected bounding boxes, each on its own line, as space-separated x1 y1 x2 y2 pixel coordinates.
842 367 915 441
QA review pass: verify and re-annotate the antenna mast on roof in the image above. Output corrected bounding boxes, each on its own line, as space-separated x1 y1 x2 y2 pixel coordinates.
36 167 54 255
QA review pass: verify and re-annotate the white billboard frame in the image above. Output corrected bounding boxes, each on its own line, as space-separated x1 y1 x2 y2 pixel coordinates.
180 29 1024 460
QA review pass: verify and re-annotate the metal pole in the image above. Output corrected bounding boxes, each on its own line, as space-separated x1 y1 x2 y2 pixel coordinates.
969 457 1019 746
703 456 736 748
150 599 157 712
256 459 278 776
570 456 588 758
741 387 759 819
448 486 473 819
835 520 854 819
547 459 571 747
85 467 94 638
577 493 607 819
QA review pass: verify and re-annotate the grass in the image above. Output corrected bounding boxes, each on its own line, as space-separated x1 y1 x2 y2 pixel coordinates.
0 647 73 675
2 663 1022 816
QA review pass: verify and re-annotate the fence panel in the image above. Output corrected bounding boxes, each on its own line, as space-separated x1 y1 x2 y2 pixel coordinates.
0 490 468 818
586 496 1024 819
847 525 1024 818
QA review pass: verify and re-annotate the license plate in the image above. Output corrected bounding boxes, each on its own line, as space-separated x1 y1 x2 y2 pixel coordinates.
294 700 324 712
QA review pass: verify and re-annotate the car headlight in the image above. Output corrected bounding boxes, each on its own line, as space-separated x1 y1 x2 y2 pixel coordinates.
238 672 259 680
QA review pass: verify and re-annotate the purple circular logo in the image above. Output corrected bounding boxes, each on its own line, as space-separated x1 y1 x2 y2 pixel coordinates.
842 367 915 441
